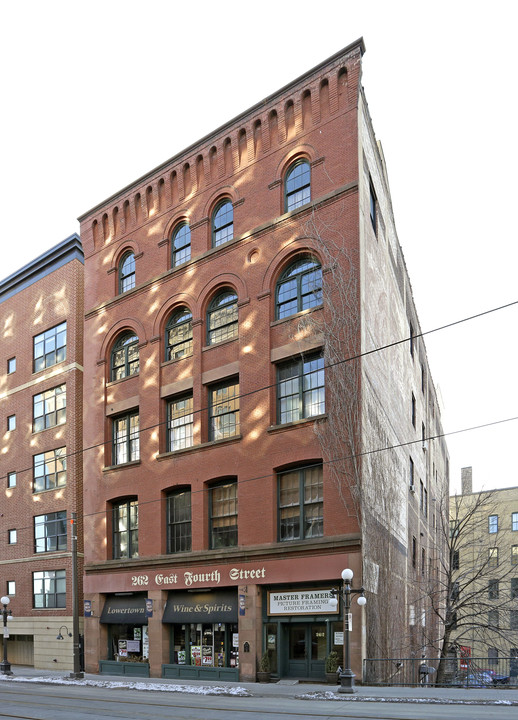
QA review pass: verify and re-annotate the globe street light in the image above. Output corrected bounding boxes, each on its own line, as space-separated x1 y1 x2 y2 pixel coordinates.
0 596 13 676
329 569 366 693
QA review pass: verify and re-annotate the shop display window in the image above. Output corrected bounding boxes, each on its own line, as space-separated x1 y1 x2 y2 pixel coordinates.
172 622 239 668
109 623 149 663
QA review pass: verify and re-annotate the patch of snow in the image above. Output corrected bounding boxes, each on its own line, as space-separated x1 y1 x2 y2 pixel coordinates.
0 675 250 696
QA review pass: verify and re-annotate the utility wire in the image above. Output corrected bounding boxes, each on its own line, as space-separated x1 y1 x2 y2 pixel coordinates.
2 298 518 486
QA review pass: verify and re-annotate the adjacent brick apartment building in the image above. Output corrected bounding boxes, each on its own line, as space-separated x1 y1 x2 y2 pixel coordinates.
0 235 84 670
79 38 448 682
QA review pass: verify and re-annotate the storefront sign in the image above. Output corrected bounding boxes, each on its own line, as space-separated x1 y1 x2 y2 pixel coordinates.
268 589 338 616
162 589 238 623
100 595 148 624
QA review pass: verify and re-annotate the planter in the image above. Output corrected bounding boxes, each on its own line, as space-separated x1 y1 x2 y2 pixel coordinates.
325 672 339 684
256 671 271 683
99 660 150 677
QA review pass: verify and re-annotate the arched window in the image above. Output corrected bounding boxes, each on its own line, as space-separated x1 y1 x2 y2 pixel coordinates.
119 251 136 293
276 256 322 320
212 200 234 248
207 289 238 345
111 332 139 381
165 308 193 360
171 223 191 267
285 159 311 212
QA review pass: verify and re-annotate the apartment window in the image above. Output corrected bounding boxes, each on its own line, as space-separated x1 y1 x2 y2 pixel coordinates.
209 381 239 441
511 578 518 600
209 480 237 549
421 547 426 576
113 412 140 465
207 290 238 345
452 549 459 570
212 200 234 248
285 159 311 212
451 581 460 602
7 357 16 374
488 579 499 599
166 308 193 360
421 363 426 393
369 178 377 232
167 395 193 451
34 511 67 553
411 393 416 428
278 465 323 542
488 514 498 534
7 472 16 488
277 354 325 424
511 610 518 632
33 447 66 492
488 647 499 666
409 322 415 357
33 384 66 432
488 547 498 568
7 414 16 431
409 457 415 490
8 529 17 544
113 499 138 559
512 545 518 566
512 512 518 531
171 222 191 267
276 256 322 320
412 536 417 567
33 321 66 372
119 251 136 293
111 333 139 381
167 489 191 553
488 610 499 629
7 581 15 596
33 569 66 608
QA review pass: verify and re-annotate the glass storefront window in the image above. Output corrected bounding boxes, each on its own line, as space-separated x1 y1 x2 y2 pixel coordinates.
109 624 148 662
172 622 238 668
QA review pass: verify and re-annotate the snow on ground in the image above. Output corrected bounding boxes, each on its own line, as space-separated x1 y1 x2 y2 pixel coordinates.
0 675 250 696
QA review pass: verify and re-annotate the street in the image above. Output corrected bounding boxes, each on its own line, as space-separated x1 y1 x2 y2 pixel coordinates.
0 682 517 720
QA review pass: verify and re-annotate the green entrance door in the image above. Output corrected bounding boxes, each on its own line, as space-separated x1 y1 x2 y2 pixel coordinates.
287 624 326 678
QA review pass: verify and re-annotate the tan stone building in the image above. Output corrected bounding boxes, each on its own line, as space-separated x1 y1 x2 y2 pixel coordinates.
0 236 84 671
451 467 518 678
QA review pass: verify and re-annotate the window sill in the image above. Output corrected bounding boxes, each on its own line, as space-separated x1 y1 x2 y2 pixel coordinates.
202 337 239 352
106 374 140 388
270 305 323 328
103 460 141 473
267 415 327 434
156 435 242 460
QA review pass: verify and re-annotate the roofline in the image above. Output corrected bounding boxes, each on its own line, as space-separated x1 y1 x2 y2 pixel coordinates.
0 233 83 303
78 38 365 222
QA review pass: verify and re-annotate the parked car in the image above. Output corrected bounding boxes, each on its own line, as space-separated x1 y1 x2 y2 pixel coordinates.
464 671 494 687
480 669 510 685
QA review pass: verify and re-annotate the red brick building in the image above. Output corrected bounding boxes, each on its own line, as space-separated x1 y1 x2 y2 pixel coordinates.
79 39 448 682
0 235 84 670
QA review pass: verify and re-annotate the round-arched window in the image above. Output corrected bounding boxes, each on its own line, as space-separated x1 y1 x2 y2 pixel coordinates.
212 200 234 248
165 308 193 360
111 332 139 381
276 256 322 320
285 160 311 212
207 290 238 345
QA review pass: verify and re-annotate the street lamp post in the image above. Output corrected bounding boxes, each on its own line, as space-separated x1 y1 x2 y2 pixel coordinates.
0 596 13 676
330 569 366 693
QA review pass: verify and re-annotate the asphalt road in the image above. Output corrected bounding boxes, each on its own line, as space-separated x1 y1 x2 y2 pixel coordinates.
0 682 517 720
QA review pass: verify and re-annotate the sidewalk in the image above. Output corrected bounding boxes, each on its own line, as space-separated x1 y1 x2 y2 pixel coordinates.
2 666 518 705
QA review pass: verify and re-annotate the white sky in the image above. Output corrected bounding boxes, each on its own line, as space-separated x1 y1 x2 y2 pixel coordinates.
2 1 517 493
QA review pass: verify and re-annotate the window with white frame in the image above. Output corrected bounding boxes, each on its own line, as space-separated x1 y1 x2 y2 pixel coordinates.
33 447 66 492
33 322 66 372
112 412 140 465
167 395 193 451
33 385 66 432
277 354 325 424
33 569 66 608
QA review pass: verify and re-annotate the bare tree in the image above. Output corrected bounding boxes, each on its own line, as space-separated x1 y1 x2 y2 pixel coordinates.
298 208 410 660
417 489 516 684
